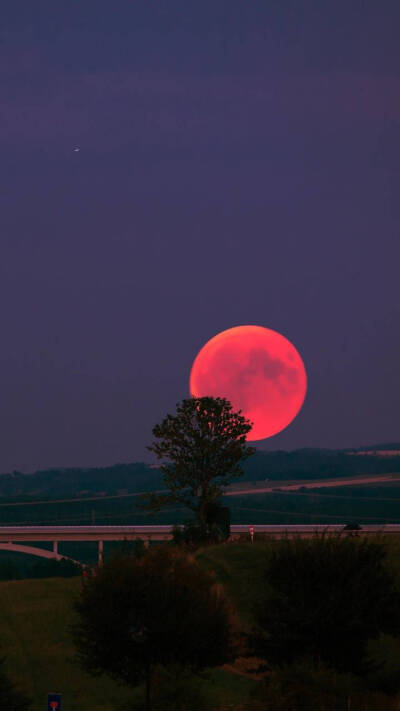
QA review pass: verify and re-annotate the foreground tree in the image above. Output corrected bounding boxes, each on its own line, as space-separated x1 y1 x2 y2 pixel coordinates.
253 536 400 675
72 548 233 711
141 397 255 527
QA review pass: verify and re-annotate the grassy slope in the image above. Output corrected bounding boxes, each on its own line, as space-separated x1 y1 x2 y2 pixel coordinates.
0 578 135 711
196 543 271 628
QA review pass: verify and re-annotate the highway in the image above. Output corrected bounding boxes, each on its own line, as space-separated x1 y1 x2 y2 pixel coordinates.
0 523 399 543
226 473 400 496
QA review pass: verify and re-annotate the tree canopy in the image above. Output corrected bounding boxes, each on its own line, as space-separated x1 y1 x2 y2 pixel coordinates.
141 396 255 525
73 547 233 710
253 536 400 675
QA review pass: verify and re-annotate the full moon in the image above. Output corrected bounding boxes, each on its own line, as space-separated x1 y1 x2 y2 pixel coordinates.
189 325 307 441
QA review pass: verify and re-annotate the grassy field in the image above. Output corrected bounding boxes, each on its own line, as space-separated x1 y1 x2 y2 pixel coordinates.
0 540 399 710
0 578 137 711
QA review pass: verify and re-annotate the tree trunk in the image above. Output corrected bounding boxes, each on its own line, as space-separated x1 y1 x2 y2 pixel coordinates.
145 663 152 711
199 500 207 525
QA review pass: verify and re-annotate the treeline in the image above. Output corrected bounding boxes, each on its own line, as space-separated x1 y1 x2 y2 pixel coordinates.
0 494 186 526
244 447 400 481
0 556 81 581
0 462 163 499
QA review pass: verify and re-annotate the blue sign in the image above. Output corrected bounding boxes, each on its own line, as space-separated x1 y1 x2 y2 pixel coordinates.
47 693 61 711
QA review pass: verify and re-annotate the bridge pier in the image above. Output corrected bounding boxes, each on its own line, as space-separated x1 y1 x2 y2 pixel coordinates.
53 541 58 555
98 540 103 566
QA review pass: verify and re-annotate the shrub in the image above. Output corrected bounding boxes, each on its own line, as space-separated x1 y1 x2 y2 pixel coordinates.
253 536 400 675
73 547 234 711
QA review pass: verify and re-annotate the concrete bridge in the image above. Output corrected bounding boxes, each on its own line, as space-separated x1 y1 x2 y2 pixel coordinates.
0 542 84 567
0 524 398 566
0 525 177 566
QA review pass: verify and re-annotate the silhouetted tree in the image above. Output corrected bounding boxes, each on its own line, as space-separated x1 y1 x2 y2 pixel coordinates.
141 397 255 528
253 536 400 675
72 547 233 711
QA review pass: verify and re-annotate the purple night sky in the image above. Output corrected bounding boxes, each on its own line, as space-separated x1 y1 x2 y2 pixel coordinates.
1 1 399 473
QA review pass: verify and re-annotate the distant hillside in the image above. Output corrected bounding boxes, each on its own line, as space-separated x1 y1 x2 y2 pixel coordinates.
243 445 400 481
0 462 163 499
1 444 400 500
352 443 400 452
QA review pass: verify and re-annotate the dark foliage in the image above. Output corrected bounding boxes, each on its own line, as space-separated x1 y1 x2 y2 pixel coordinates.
0 462 162 499
0 656 31 710
29 557 81 579
141 396 255 525
253 536 400 675
249 660 400 711
0 559 21 581
72 547 233 709
0 556 81 581
115 537 146 558
172 521 225 547
172 504 231 546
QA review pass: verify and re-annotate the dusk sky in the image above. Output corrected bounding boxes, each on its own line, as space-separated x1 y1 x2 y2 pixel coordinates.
1 1 399 473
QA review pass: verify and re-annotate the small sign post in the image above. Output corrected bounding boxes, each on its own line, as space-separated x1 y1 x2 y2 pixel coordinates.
249 525 254 543
48 693 61 711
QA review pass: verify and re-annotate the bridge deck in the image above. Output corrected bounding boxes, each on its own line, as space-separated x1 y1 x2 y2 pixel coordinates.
0 523 398 543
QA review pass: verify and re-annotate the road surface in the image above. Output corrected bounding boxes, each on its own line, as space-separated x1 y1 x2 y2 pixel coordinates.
225 474 400 496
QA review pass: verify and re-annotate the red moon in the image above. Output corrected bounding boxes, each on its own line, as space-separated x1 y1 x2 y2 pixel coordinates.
189 325 307 441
